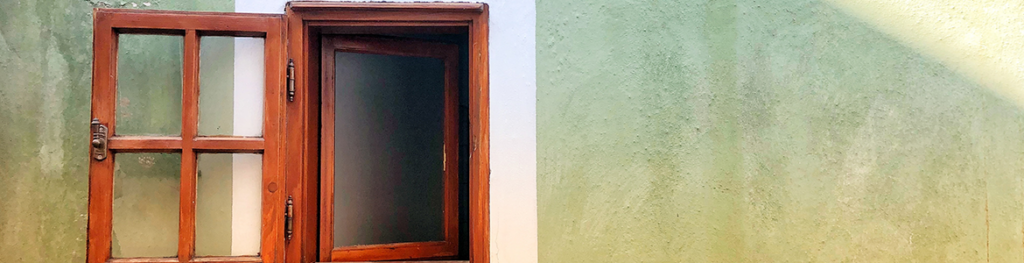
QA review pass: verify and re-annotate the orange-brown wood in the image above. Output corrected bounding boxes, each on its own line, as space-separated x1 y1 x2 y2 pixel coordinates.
283 6 321 263
97 9 277 36
192 137 265 152
318 36 338 262
293 11 477 23
191 256 263 263
443 40 461 261
179 29 201 262
319 35 460 262
308 21 469 27
283 3 490 263
467 6 490 263
310 21 469 35
331 259 468 261
89 9 286 263
88 9 116 263
329 242 453 261
286 2 484 11
261 14 288 263
108 136 183 152
108 258 179 263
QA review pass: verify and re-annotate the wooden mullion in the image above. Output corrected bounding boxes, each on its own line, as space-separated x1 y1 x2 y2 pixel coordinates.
318 38 337 261
108 136 183 151
260 16 287 263
192 137 265 152
190 256 262 263
179 29 200 262
108 258 180 263
442 45 460 252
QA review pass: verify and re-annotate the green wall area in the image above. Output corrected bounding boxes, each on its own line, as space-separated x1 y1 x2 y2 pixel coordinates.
538 0 1024 262
0 0 231 262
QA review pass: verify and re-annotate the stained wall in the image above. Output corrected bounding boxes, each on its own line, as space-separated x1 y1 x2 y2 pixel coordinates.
0 0 233 261
537 0 1024 261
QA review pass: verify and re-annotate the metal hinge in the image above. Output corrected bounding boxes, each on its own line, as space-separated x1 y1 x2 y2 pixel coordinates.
285 195 294 241
286 59 295 102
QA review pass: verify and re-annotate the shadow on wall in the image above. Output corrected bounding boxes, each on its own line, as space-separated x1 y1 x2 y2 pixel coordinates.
537 0 1024 262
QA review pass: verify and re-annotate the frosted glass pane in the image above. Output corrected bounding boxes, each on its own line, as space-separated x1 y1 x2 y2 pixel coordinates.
198 37 264 137
116 34 182 136
196 153 262 256
332 52 446 247
111 153 180 258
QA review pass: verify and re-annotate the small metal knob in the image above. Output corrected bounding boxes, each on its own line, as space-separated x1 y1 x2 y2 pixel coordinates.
92 138 102 147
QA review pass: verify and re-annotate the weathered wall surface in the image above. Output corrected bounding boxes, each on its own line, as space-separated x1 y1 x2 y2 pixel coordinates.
538 0 1024 262
0 0 230 261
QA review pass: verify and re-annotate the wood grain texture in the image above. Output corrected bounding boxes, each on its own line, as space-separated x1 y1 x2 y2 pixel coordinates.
108 136 183 152
310 21 468 35
324 261 467 263
191 256 262 263
97 8 277 36
107 258 179 263
261 14 288 263
284 7 322 263
467 6 490 263
87 9 116 263
192 137 265 152
318 36 338 262
329 242 454 262
287 2 484 11
179 29 200 262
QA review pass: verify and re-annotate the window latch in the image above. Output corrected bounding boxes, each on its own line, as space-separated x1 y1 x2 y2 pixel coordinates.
91 118 108 161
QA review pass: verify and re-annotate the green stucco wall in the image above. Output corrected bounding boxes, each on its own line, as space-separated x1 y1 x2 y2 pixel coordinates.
538 0 1024 262
0 0 231 261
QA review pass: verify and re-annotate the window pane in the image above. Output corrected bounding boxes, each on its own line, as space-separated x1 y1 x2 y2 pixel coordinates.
332 52 446 247
198 37 264 137
116 34 183 136
112 153 181 258
196 153 262 256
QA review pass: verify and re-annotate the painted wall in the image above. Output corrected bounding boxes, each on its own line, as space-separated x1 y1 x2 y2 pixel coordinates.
538 0 1024 262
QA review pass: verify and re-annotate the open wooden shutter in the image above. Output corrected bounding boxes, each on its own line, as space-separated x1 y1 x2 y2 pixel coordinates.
88 9 286 263
318 35 461 262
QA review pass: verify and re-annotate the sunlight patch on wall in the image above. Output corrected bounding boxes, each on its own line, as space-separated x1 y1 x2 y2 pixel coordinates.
825 0 1024 107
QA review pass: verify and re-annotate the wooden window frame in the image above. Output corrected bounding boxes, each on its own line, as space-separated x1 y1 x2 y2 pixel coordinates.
88 9 286 263
282 3 490 263
319 35 461 261
89 3 489 263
